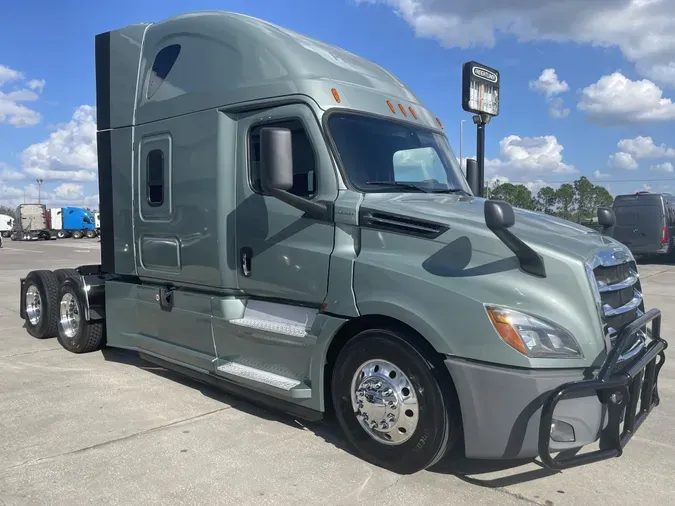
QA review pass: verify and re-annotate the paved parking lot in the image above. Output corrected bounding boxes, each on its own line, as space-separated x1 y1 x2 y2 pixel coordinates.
1 240 674 505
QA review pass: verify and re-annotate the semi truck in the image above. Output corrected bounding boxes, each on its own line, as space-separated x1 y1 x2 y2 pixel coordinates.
0 213 13 238
48 206 98 239
18 11 667 474
11 203 55 241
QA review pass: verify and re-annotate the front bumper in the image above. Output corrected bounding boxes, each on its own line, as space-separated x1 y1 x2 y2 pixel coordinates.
538 307 667 470
445 308 667 470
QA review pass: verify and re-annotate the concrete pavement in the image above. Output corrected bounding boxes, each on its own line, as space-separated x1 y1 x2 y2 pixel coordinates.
1 239 673 505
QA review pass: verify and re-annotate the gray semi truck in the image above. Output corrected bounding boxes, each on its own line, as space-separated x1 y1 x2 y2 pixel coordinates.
18 11 668 474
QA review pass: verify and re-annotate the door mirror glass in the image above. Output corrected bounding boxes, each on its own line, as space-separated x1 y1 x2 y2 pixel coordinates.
259 127 293 194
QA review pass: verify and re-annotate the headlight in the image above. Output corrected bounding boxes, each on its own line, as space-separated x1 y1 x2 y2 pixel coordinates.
485 305 583 359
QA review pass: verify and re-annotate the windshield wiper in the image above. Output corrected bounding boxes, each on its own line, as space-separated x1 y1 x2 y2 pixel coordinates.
428 188 470 195
365 181 429 192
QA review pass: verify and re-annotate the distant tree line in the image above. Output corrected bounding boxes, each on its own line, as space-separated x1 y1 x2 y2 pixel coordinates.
0 205 15 218
484 176 614 225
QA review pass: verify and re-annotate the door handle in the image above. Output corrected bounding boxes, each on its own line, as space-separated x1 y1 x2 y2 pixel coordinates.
240 247 252 277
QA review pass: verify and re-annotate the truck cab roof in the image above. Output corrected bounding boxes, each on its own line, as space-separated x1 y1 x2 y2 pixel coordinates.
99 11 442 133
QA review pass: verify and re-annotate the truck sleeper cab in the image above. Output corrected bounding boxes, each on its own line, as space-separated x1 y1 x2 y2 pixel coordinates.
18 11 667 474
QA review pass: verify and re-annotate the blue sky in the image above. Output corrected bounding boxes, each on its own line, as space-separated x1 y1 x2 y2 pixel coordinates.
1 0 675 209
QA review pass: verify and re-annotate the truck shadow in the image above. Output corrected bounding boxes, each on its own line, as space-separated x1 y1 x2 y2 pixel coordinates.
101 346 556 486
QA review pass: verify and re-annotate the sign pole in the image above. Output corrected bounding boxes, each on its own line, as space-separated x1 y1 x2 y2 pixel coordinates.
462 62 499 198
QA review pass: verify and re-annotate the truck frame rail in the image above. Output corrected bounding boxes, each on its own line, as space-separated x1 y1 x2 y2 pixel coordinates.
538 308 667 470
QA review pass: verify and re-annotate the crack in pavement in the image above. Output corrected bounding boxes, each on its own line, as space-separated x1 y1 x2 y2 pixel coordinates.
1 405 235 473
0 347 62 359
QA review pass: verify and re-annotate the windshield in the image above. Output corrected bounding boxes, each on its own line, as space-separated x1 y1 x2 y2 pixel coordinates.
327 112 470 194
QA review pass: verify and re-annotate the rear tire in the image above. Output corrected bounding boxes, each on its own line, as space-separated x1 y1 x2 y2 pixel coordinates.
53 268 79 284
56 230 66 239
71 230 84 239
56 283 106 353
331 327 458 474
23 270 60 339
85 229 97 239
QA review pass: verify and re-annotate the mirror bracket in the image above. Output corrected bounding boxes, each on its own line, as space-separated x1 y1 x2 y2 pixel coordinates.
269 188 333 221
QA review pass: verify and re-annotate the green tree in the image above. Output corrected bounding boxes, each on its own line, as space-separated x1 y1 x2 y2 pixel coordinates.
0 205 15 218
556 184 575 220
535 187 557 214
491 183 536 210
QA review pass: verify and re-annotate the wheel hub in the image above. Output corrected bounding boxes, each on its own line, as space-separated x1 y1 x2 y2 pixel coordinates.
351 359 419 445
25 285 42 326
59 292 80 340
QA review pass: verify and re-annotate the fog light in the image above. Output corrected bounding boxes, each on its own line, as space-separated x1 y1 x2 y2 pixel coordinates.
550 419 576 443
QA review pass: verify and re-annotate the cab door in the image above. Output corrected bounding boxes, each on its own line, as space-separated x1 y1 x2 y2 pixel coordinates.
234 103 338 305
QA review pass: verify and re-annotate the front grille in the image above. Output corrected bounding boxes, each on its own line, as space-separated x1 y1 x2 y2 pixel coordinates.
590 257 644 347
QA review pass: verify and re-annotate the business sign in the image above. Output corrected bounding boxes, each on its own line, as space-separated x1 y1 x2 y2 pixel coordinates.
462 61 500 117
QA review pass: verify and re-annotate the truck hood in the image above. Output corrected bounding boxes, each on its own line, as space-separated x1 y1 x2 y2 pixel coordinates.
361 193 621 261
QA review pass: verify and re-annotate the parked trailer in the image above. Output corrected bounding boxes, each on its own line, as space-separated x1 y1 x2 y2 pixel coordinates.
49 207 98 239
0 213 13 238
11 203 55 241
18 11 667 474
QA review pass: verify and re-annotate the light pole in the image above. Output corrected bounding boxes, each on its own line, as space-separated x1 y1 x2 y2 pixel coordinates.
459 119 466 171
36 178 43 204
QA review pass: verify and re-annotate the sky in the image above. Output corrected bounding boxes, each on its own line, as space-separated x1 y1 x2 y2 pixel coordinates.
1 0 675 210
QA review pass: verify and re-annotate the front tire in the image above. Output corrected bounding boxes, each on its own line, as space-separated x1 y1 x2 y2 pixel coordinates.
331 327 458 474
56 283 106 353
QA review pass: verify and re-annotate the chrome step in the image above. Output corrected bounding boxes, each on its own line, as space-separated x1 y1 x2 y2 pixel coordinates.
216 360 311 399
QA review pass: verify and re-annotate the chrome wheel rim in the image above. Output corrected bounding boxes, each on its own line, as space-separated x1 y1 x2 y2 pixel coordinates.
25 285 42 326
350 359 420 445
59 292 80 339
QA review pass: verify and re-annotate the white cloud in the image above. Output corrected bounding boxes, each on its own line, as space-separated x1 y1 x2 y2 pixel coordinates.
0 64 22 86
530 68 568 97
0 181 98 209
0 64 45 127
578 72 675 124
594 169 610 179
548 97 570 119
485 135 577 177
53 183 85 201
21 105 97 182
651 162 674 173
529 69 570 119
608 151 638 170
356 0 675 86
0 163 25 181
26 79 45 93
617 136 675 158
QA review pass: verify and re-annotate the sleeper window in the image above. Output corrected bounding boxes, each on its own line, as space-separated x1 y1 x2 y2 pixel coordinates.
147 149 164 206
249 119 317 198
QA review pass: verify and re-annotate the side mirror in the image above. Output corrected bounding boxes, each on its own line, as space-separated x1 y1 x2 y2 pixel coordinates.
259 127 293 193
258 126 331 221
597 207 615 236
484 199 546 277
484 199 515 229
465 158 480 196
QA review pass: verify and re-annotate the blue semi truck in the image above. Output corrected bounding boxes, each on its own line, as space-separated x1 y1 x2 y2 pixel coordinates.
48 207 98 239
